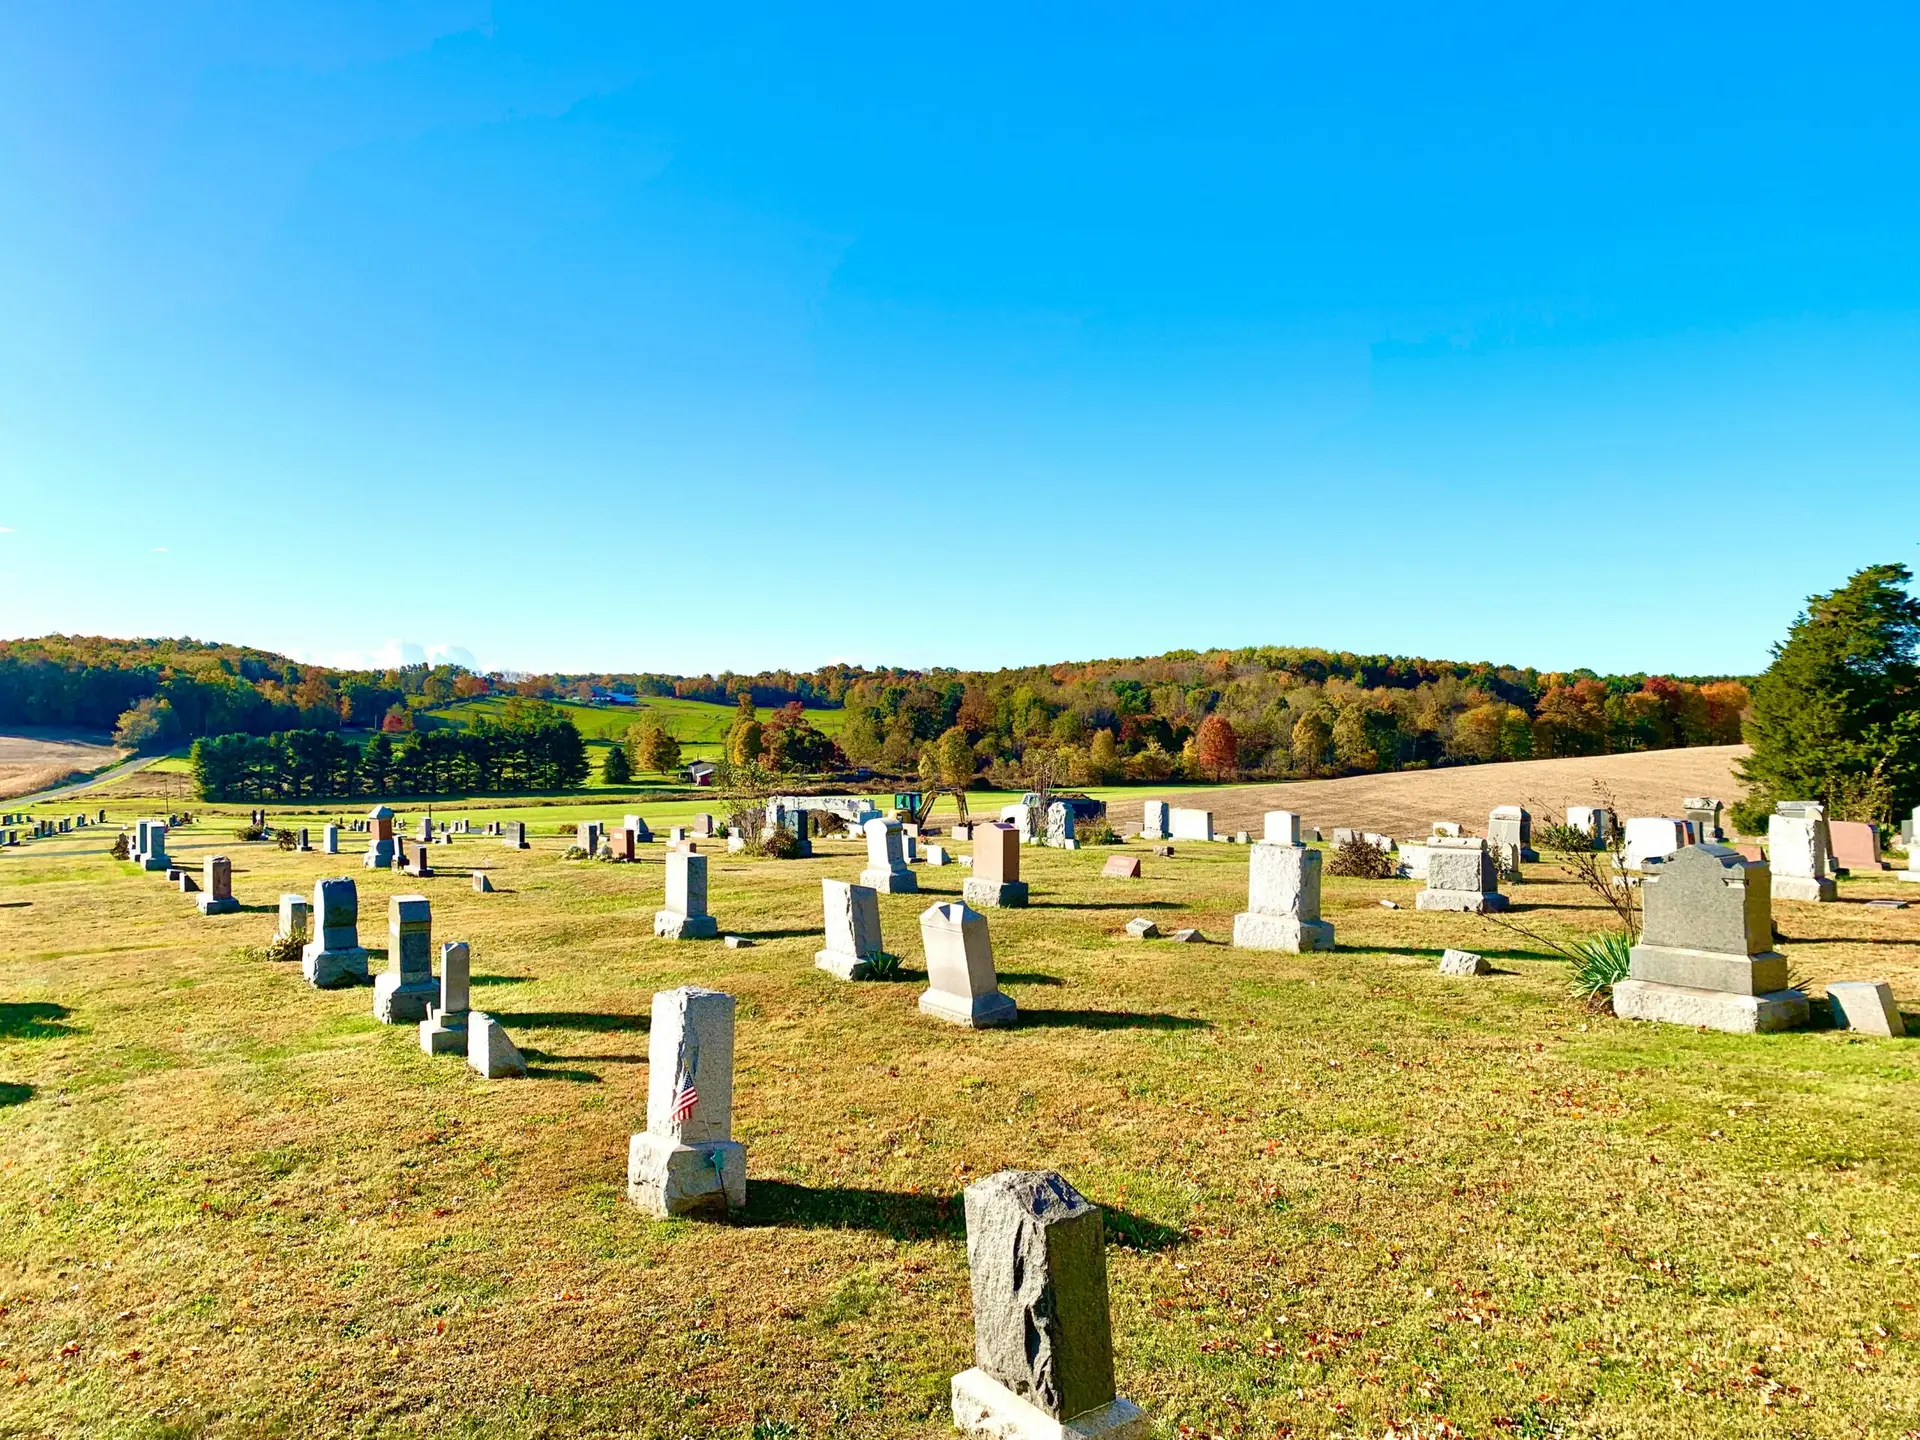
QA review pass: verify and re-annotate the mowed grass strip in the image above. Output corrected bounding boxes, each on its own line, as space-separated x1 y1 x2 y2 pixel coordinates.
1 818 1916 1439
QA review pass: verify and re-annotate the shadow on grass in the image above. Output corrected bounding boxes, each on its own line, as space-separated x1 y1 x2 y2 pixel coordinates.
520 1052 605 1084
1363 943 1559 964
0 901 29 909
1029 900 1184 912
495 1011 649 1033
0 1083 31 1107
0 1003 74 1040
1017 1008 1209 1032
740 1180 1185 1251
469 975 531 988
1779 935 1919 948
996 972 1066 987
731 927 819 942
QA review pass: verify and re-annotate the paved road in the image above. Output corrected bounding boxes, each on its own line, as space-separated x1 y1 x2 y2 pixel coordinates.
9 752 173 807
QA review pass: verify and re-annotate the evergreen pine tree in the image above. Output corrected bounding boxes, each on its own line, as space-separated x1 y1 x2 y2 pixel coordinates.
601 743 632 785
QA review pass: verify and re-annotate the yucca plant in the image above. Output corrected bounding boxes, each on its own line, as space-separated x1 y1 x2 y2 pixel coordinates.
1567 928 1634 1001
865 951 904 981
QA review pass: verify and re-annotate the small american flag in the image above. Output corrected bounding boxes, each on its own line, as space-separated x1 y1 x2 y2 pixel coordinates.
668 1028 701 1125
670 1076 698 1124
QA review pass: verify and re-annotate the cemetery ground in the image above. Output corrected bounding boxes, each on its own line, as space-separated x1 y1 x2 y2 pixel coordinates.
1 796 1917 1436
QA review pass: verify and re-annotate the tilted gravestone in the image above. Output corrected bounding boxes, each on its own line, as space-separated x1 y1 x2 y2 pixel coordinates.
196 855 240 915
302 877 368 988
918 902 1016 1028
1232 842 1334 952
1828 820 1885 874
815 879 886 980
1613 844 1808 1034
951 1170 1146 1439
1045 802 1077 850
467 1012 526 1078
628 987 746 1217
1415 837 1508 913
963 823 1028 909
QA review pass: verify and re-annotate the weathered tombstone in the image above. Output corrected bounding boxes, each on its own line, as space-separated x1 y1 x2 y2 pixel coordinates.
693 813 715 837
174 871 198 893
503 821 528 850
1331 827 1358 848
627 987 746 1217
1825 981 1906 1037
577 821 602 855
275 893 310 945
420 941 471 1054
815 879 886 979
1140 801 1169 841
654 850 719 939
1232 842 1335 952
1682 796 1725 844
301 877 368 988
951 1170 1146 1440
963 823 1029 908
1828 820 1885 874
364 805 396 869
772 803 813 858
1415 837 1509 913
1565 805 1609 848
1613 844 1808 1033
1263 810 1302 846
374 895 438 1024
1124 917 1159 939
1486 806 1537 866
926 844 952 866
1101 854 1141 879
1767 812 1836 902
1000 795 1046 845
625 815 653 843
860 817 918 894
466 1012 526 1079
1439 948 1490 977
1398 843 1430 879
472 871 494 893
1045 802 1077 850
918 902 1016 1028
1622 817 1687 873
322 823 340 855
196 855 240 915
1168 807 1213 842
402 839 433 878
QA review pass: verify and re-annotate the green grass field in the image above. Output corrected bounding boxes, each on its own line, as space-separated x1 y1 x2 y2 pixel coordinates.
426 697 847 763
1 799 1915 1438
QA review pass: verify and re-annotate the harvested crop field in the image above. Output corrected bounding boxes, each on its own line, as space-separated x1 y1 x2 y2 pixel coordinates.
1145 745 1752 840
0 731 125 802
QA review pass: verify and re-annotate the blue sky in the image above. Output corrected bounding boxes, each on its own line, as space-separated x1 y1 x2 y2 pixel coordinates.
3 3 1917 679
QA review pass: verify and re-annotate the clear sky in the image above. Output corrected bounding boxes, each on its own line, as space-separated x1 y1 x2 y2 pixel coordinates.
3 3 1917 679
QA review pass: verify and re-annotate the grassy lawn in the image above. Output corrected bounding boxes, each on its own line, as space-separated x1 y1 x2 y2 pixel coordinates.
425 697 848 765
1 809 1916 1438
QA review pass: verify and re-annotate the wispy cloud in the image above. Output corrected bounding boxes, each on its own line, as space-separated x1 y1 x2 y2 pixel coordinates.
151 546 169 553
0 526 15 534
295 640 482 672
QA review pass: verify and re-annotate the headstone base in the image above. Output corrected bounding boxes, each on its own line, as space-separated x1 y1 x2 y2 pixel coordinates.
139 855 169 872
950 1368 1148 1440
626 1132 746 1218
1230 913 1334 953
860 867 918 894
918 987 1017 1028
654 911 719 940
1415 890 1509 913
1627 943 1788 995
1771 874 1836 902
814 950 875 981
301 945 369 989
419 1009 469 1055
1612 979 1808 1034
363 843 394 869
195 895 239 916
1899 869 1920 884
962 879 1029 909
373 973 437 1024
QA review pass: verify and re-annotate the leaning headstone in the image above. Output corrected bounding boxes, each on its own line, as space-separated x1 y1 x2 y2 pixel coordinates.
1825 981 1906 1038
472 871 493 893
951 1170 1146 1440
302 877 369 988
1438 948 1490 977
963 823 1028 908
627 987 746 1217
860 817 918 894
323 823 340 855
1263 810 1302 846
1045 802 1077 850
1152 844 1174 859
1828 820 1885 874
1415 837 1509 913
654 850 719 939
1232 842 1334 952
1487 806 1537 866
503 821 528 850
1168 807 1213 842
1768 812 1836 902
275 893 310 945
1140 801 1169 840
364 805 396 869
1101 855 1141 879
1613 844 1808 1033
1123 918 1159 939
196 855 240 915
466 1012 526 1079
918 902 1016 1028
1682 796 1725 844
420 941 471 1054
815 879 886 979
374 895 438 1024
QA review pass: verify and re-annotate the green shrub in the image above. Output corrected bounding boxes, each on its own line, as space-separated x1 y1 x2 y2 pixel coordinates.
275 829 297 851
865 952 904 981
235 822 268 842
562 844 589 860
761 825 803 860
1568 929 1634 1001
252 933 303 964
1535 820 1597 854
110 832 130 861
1326 838 1395 879
1077 817 1121 846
